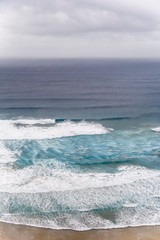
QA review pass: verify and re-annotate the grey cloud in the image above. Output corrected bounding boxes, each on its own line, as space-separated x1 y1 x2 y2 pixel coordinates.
1 0 160 58
1 0 160 36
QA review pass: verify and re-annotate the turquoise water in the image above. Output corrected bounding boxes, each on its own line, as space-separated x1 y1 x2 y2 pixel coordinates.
0 59 160 229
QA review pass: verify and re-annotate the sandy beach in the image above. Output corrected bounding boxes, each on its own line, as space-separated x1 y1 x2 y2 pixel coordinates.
1 222 160 240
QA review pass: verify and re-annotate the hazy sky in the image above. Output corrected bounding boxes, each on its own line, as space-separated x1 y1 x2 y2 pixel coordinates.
1 0 160 58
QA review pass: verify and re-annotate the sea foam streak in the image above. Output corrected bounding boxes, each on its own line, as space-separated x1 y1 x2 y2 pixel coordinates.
152 127 160 132
0 119 110 140
15 119 56 125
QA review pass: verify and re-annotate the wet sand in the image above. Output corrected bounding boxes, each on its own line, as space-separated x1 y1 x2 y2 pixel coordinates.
1 222 160 240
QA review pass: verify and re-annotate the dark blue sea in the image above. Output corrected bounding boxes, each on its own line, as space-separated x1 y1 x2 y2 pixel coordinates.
0 58 160 230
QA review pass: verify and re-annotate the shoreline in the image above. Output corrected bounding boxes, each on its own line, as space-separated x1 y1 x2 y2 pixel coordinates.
1 222 160 240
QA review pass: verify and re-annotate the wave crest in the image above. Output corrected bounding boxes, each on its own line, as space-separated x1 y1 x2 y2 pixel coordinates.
0 119 111 140
151 127 160 132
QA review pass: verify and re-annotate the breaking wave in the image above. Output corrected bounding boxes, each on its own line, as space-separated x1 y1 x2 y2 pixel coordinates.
0 119 111 140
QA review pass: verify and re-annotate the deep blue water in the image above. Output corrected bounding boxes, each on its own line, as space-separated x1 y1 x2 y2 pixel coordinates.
0 59 160 230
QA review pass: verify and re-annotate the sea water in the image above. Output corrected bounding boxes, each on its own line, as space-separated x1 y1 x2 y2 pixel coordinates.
0 58 160 230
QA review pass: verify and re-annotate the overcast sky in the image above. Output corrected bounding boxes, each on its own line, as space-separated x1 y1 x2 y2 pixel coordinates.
0 0 160 58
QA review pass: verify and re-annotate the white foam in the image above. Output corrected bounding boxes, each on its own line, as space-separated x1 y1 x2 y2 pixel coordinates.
15 118 56 125
1 164 160 230
0 212 115 230
123 203 138 208
0 142 18 164
1 205 160 231
151 127 160 132
0 164 159 194
0 120 110 140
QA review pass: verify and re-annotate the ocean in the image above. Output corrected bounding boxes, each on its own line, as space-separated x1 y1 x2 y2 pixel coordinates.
0 58 160 230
